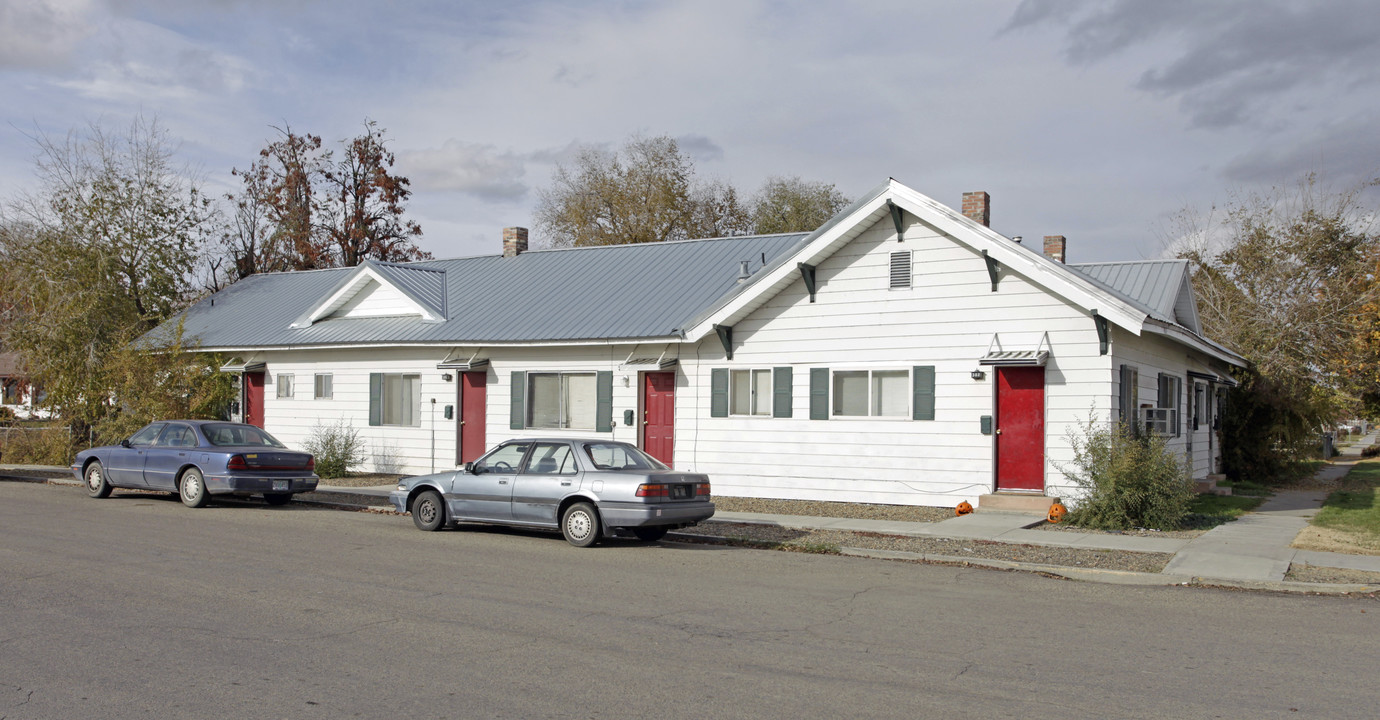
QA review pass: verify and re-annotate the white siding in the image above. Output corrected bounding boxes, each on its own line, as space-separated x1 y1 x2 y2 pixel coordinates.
335 278 421 318
1109 328 1222 482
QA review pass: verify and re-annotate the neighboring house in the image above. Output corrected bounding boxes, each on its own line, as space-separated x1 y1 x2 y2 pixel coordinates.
0 352 46 419
153 179 1245 508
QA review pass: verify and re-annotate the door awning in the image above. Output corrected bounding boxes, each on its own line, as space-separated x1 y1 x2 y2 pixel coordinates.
220 357 265 373
437 358 489 371
978 349 1049 367
619 357 679 370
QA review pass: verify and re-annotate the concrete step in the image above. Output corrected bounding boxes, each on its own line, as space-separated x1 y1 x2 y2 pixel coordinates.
977 493 1054 514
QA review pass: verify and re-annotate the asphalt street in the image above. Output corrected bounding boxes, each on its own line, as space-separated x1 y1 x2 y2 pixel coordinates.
3 481 1376 719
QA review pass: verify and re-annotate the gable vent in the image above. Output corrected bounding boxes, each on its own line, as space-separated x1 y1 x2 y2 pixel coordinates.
889 251 912 289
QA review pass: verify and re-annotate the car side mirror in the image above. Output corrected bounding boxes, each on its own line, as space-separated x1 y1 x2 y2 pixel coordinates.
120 438 132 448
464 462 476 474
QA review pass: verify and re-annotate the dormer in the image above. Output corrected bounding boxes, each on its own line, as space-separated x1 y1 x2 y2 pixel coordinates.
291 260 447 328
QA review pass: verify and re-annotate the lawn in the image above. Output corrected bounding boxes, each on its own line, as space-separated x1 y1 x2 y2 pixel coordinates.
1181 492 1267 530
1311 459 1380 544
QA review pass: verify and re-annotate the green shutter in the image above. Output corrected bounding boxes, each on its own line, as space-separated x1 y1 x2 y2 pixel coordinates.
772 367 792 418
809 368 829 420
912 366 935 421
510 371 526 430
596 371 613 432
710 369 728 418
368 373 382 426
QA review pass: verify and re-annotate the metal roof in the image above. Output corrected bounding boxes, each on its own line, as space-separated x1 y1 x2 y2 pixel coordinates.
1067 260 1189 325
162 233 808 350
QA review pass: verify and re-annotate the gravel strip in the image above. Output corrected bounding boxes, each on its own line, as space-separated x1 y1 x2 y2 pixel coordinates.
714 497 954 523
1287 564 1380 585
678 522 1173 573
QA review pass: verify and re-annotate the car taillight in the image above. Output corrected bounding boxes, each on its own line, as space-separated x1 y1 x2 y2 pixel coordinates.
306 456 315 471
636 483 669 498
227 455 247 470
696 482 711 497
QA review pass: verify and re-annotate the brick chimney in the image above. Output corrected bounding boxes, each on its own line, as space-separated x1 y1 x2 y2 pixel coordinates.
962 191 990 227
1043 235 1067 263
503 227 528 258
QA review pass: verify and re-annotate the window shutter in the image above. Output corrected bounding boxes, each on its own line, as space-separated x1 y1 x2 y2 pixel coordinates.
510 371 526 430
772 367 792 418
368 373 382 426
710 369 728 418
595 371 613 432
912 366 935 421
889 251 912 289
1119 365 1132 423
809 368 829 420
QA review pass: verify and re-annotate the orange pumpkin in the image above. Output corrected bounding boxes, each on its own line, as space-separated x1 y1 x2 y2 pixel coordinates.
1047 502 1068 523
955 501 974 516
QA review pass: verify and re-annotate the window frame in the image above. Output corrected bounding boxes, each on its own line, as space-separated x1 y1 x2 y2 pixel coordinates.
314 373 333 400
276 373 294 399
729 368 773 417
526 371 598 430
370 372 422 427
830 368 911 418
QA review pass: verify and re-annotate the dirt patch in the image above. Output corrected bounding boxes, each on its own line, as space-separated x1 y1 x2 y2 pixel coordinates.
1033 521 1204 540
713 497 954 523
1292 525 1380 555
314 473 406 488
1286 564 1380 585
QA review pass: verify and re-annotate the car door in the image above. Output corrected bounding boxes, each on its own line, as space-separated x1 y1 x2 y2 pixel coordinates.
143 423 197 491
511 442 581 525
105 423 164 486
450 442 529 521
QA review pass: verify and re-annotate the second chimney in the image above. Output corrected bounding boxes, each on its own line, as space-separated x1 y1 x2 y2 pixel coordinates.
503 227 528 258
1043 235 1067 263
962 191 990 227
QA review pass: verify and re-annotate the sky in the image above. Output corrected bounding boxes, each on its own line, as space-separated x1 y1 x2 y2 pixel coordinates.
2 0 1378 263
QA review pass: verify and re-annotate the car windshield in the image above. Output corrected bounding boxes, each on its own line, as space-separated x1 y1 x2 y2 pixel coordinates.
202 423 286 448
582 442 667 471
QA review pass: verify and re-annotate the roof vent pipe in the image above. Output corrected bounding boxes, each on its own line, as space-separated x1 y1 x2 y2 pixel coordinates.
1011 236 1023 244
738 260 751 282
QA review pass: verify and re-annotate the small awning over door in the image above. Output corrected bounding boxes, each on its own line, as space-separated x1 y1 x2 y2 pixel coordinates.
979 333 1051 367
220 356 265 373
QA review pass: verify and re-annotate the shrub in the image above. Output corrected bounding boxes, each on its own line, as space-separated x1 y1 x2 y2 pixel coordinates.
1060 415 1195 531
0 425 74 465
1362 445 1380 459
303 419 368 479
0 406 15 427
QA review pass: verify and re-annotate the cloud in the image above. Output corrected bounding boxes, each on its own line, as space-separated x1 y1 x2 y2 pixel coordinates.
397 139 529 201
0 0 98 70
1005 0 1380 129
676 134 724 163
1223 114 1380 186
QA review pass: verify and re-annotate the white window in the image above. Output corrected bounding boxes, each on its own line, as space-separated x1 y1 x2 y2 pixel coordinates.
527 373 596 430
381 373 421 426
314 373 333 400
730 369 772 416
276 373 294 398
832 369 909 417
889 251 912 289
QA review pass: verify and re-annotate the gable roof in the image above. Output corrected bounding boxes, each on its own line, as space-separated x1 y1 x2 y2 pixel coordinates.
1069 260 1201 333
164 232 806 350
291 260 449 327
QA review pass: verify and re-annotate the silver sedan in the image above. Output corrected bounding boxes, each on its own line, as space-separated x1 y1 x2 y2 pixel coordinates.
390 439 714 547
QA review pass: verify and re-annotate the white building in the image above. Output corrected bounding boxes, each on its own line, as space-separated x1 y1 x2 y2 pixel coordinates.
161 179 1244 508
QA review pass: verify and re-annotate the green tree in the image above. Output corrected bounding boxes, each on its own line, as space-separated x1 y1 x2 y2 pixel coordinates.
750 176 851 234
535 134 753 248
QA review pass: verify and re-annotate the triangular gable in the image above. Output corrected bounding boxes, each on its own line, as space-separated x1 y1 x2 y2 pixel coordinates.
1171 271 1201 334
680 178 1150 343
290 259 446 328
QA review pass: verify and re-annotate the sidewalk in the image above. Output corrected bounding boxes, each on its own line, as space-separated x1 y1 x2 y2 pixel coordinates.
7 436 1379 594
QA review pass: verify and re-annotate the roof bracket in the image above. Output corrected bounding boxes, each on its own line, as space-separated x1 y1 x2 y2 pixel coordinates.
714 324 734 360
798 263 817 303
1092 310 1109 355
887 200 904 240
982 250 1000 292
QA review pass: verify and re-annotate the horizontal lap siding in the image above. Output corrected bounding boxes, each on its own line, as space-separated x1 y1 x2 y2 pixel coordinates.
680 217 1113 506
1109 329 1220 483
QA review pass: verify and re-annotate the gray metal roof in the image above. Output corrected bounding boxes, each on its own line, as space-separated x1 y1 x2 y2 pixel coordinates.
162 233 808 349
1067 260 1190 326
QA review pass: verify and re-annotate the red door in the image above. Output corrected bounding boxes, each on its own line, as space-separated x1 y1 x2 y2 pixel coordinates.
244 371 265 428
642 372 675 467
458 371 487 464
995 366 1044 492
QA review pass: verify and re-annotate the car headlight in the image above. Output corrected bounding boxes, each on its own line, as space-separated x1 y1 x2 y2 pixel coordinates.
397 483 407 491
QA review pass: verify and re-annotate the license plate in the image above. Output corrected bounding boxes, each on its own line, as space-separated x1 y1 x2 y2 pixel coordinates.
672 485 690 499
272 480 289 491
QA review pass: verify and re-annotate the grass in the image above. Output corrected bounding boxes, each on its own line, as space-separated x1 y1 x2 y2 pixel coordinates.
1217 478 1272 497
1312 459 1380 540
1178 493 1268 530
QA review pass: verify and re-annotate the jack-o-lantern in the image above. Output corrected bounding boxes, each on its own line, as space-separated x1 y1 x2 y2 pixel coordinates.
955 501 974 516
1047 502 1068 523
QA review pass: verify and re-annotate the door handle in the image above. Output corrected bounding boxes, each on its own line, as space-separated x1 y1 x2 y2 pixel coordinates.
498 480 508 485
995 429 1002 435
561 481 572 486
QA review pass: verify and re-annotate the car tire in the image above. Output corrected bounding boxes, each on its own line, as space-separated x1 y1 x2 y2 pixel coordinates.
561 502 602 548
632 526 668 542
412 490 446 531
263 493 293 506
179 468 210 508
84 461 112 499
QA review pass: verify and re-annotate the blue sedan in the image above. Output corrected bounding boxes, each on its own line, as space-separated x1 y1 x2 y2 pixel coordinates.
71 420 318 507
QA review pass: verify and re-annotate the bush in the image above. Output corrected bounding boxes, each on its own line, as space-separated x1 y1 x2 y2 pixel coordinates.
0 426 74 465
0 406 15 427
303 419 367 479
1060 416 1195 531
1362 445 1380 459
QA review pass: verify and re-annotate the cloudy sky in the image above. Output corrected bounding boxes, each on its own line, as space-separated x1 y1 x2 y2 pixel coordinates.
2 0 1377 262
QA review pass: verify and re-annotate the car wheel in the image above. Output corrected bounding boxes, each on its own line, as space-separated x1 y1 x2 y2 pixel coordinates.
84 462 112 499
412 490 446 531
561 502 601 548
632 526 668 542
263 493 292 506
179 468 209 508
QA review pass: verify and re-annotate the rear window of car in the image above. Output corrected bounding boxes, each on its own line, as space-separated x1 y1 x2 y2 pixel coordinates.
202 423 286 448
582 443 667 471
